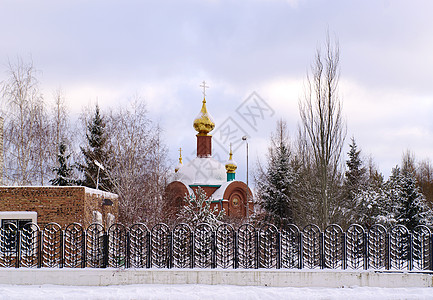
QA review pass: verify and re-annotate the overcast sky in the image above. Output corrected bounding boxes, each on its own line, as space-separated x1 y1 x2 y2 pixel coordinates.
1 0 432 182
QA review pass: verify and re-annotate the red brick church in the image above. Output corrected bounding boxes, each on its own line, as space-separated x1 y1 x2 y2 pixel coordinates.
166 89 252 219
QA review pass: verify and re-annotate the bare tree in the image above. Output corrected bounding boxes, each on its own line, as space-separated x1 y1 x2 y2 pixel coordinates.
1 58 50 185
417 159 433 206
104 98 169 226
401 151 433 207
51 89 70 148
298 34 346 228
47 88 77 184
32 98 51 185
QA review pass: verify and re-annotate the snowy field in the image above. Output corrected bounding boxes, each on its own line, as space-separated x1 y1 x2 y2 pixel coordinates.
0 284 432 300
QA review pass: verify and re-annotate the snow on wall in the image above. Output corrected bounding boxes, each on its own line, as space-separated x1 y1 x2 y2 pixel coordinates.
1 269 432 288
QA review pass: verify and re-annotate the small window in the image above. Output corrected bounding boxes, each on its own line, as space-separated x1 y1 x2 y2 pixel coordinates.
1 220 32 253
1 219 32 230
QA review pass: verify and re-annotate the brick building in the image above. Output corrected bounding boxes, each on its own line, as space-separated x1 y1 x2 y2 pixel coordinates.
0 186 118 229
166 93 252 219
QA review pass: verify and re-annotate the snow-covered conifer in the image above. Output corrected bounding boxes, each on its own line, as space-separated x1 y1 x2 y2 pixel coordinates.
177 187 224 228
79 105 112 191
256 120 299 227
353 166 433 229
50 141 76 186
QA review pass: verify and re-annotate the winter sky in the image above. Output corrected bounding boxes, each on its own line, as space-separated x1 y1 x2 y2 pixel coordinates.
0 0 432 181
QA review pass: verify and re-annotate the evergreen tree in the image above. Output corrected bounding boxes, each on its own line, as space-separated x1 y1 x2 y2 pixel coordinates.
353 166 433 229
342 138 368 225
177 187 224 228
50 141 75 186
345 138 367 198
386 167 431 230
80 105 112 191
256 120 299 227
353 186 387 227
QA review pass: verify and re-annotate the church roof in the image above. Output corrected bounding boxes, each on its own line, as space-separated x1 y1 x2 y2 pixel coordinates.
172 157 226 185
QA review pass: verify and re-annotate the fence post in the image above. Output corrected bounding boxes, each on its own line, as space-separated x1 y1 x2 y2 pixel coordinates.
255 230 259 269
190 231 194 269
147 231 151 269
168 231 173 269
430 233 433 271
342 232 346 270
234 231 238 269
277 231 281 269
38 230 43 268
60 230 64 268
126 230 131 269
320 232 325 269
408 233 413 271
211 231 216 269
103 232 109 268
15 230 20 268
386 232 390 270
82 231 86 268
299 232 303 269
364 232 369 270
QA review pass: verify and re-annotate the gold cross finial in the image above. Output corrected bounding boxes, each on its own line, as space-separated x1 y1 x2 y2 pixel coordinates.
229 143 233 160
178 147 183 164
200 81 209 99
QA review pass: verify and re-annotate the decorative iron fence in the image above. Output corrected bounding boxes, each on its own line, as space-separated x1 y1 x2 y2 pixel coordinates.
0 222 432 270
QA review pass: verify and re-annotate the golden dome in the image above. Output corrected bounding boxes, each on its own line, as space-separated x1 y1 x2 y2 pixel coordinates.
193 98 215 136
225 145 237 173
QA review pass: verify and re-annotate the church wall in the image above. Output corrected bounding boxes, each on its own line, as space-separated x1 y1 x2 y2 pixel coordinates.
222 181 253 218
190 185 219 198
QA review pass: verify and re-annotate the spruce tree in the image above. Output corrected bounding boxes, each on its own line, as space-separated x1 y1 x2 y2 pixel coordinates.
345 138 367 198
355 166 433 229
388 167 431 230
50 141 75 186
256 120 298 227
342 138 368 224
80 105 112 191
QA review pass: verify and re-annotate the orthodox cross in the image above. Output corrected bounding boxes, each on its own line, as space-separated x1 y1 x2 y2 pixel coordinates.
178 147 183 163
200 81 209 98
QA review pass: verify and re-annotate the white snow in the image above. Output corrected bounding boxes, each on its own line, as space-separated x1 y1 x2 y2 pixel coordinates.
173 157 227 185
0 284 432 300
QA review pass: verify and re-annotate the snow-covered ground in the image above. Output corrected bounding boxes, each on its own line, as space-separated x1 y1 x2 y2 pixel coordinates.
0 284 432 300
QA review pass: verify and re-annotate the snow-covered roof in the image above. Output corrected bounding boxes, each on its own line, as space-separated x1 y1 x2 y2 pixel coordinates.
0 186 118 199
84 187 118 198
210 181 232 201
172 157 226 185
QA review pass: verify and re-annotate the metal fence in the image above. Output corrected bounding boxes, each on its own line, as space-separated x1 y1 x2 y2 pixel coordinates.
0 222 432 270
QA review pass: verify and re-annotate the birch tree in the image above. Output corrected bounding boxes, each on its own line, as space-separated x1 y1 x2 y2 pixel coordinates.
104 98 169 225
1 58 49 185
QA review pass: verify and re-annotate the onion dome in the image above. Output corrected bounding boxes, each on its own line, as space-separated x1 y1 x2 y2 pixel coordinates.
175 148 183 173
225 144 237 174
193 98 215 136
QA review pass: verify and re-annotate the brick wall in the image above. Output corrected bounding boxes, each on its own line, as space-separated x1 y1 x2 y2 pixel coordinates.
83 188 119 228
0 186 118 229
